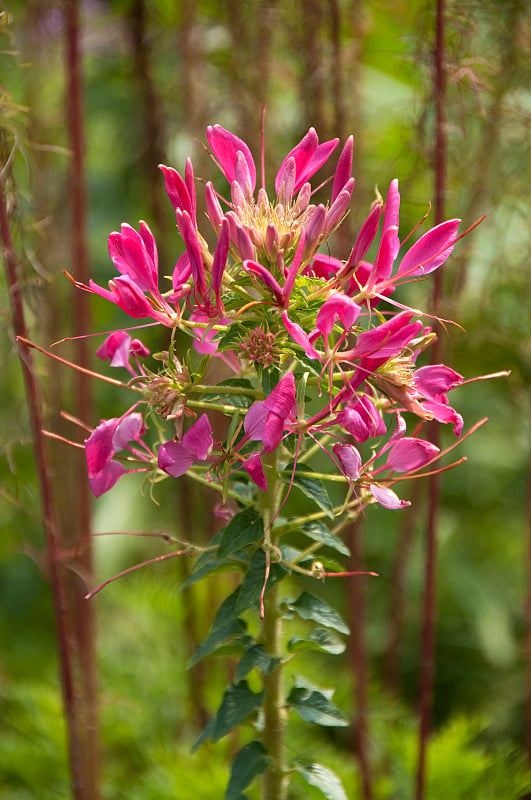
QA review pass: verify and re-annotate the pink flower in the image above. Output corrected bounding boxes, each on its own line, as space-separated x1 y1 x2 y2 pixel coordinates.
385 437 440 472
96 331 150 375
85 412 149 497
158 414 213 477
275 127 339 198
244 373 296 454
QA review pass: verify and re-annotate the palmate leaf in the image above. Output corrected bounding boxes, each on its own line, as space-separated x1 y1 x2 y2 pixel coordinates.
294 761 348 800
283 464 334 518
282 592 349 635
225 741 272 800
193 681 264 751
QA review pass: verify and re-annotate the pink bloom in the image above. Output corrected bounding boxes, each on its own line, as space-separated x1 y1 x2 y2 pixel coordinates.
333 443 362 481
85 412 149 497
159 160 197 226
158 414 213 477
385 437 440 473
96 331 150 375
370 484 410 510
242 451 267 491
275 127 339 197
244 373 296 454
206 125 256 195
336 395 386 442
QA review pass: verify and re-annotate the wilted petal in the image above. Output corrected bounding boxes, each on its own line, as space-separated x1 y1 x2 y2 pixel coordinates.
386 437 440 473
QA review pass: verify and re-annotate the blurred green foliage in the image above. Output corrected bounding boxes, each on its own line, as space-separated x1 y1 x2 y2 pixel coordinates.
0 0 530 797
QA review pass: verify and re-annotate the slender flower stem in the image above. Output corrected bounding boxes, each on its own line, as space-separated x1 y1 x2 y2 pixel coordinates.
260 452 289 800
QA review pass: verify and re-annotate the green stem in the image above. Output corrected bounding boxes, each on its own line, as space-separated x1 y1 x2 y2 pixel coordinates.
259 452 289 800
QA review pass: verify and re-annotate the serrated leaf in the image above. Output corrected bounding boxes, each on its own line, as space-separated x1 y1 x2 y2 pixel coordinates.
193 681 264 751
288 627 346 655
234 644 280 682
217 508 264 558
294 762 348 800
234 549 287 615
300 521 350 556
225 741 272 800
287 686 348 727
283 592 349 635
284 464 334 518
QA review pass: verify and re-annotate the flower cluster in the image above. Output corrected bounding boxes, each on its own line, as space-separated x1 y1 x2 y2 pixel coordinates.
77 122 466 514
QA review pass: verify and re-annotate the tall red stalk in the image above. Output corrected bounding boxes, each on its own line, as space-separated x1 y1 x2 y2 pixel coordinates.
348 519 373 800
415 1 447 797
0 163 86 798
64 1 100 795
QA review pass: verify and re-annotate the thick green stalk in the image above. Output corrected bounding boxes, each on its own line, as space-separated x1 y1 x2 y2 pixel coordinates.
259 453 289 800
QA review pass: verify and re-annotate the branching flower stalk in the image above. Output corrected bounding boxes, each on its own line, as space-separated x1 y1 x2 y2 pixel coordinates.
49 114 493 797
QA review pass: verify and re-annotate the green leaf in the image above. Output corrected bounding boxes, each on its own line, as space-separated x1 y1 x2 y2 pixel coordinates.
234 549 287 615
283 592 349 635
188 619 249 667
202 378 257 408
216 323 252 352
193 681 264 751
283 464 334 518
300 521 350 556
287 686 348 727
294 762 348 800
217 508 264 558
288 627 346 655
182 550 249 587
189 588 249 667
234 644 280 682
225 741 272 799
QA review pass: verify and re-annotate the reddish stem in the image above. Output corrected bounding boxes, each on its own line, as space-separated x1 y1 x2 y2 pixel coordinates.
64 2 100 794
415 2 447 797
0 155 85 797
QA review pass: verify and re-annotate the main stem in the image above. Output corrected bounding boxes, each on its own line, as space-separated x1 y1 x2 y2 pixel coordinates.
260 452 289 800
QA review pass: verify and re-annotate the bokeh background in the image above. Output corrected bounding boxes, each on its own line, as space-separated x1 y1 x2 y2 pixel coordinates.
0 1 530 798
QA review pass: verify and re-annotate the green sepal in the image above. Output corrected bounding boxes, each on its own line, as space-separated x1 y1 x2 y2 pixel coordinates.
294 761 348 800
288 627 346 655
286 684 348 727
192 681 264 751
282 592 349 635
225 741 272 800
217 508 264 558
234 644 281 682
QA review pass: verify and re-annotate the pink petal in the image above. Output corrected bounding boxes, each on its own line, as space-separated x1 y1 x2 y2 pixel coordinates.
397 218 460 277
316 294 361 340
386 437 440 473
413 364 463 398
243 452 267 491
370 484 410 509
159 163 196 224
244 401 268 440
333 443 362 480
207 124 256 192
158 441 196 477
331 135 354 203
264 373 296 418
182 413 213 460
243 260 283 304
282 311 320 360
347 202 382 269
112 412 145 451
